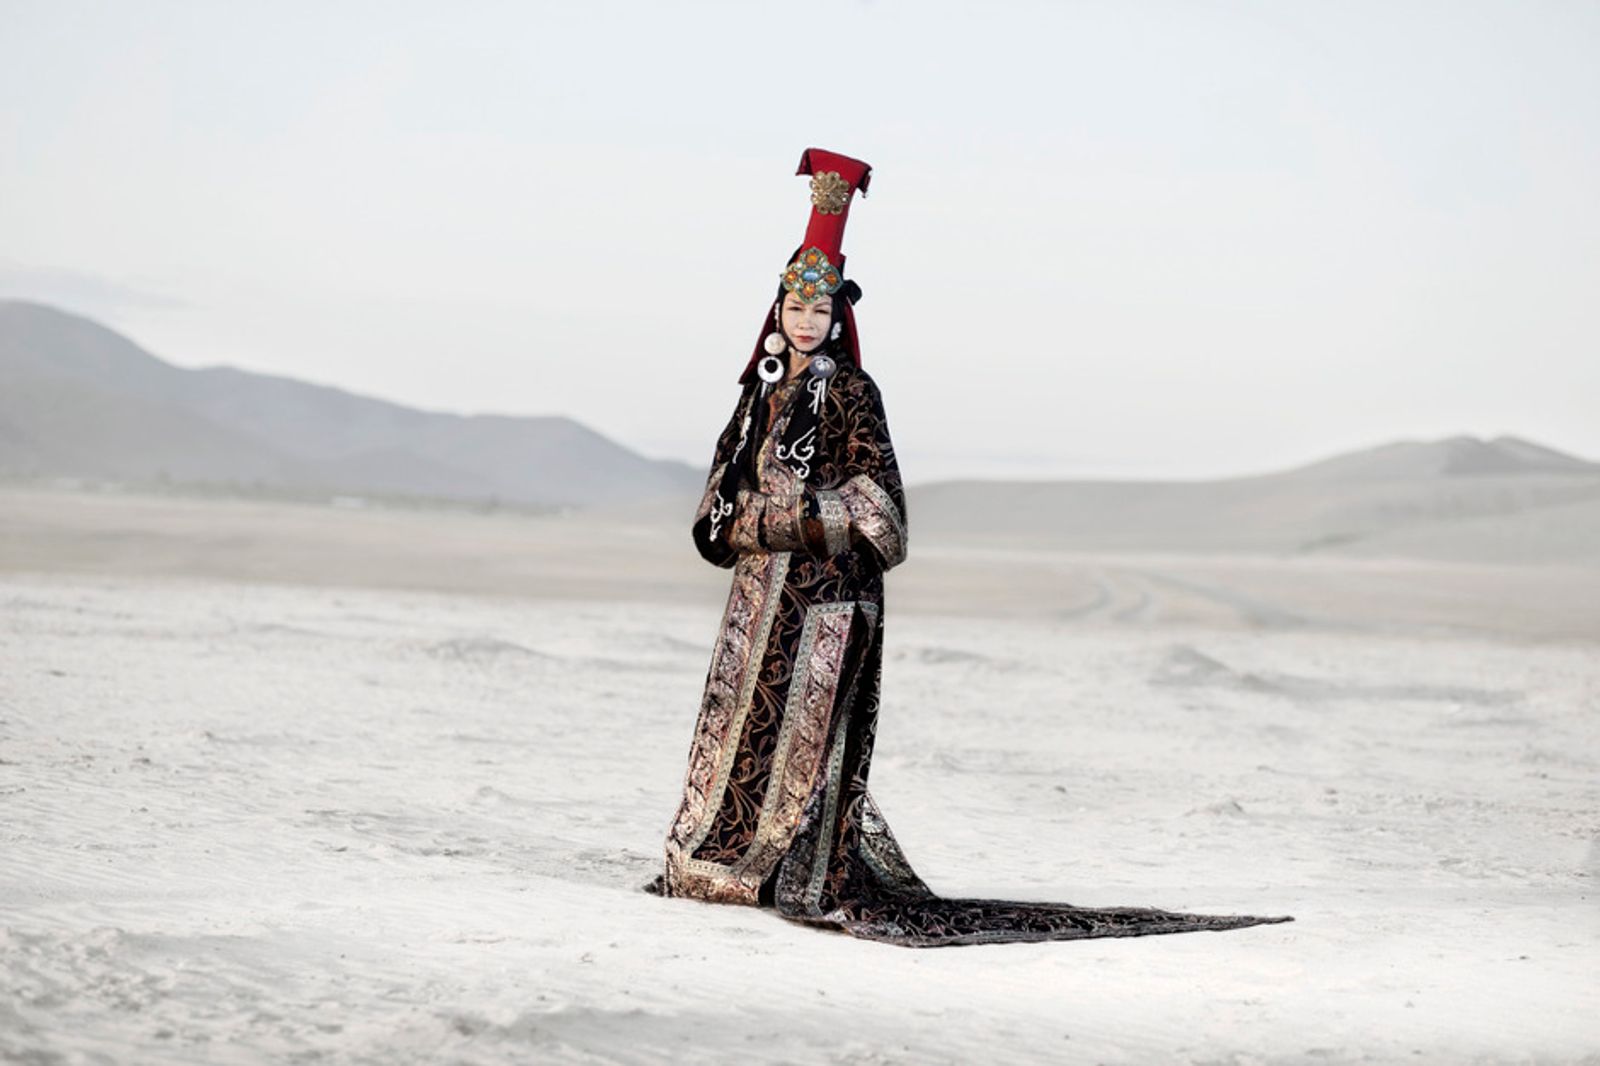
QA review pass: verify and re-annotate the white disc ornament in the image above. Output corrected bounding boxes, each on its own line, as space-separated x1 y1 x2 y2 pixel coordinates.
757 355 785 384
809 354 836 380
763 332 788 355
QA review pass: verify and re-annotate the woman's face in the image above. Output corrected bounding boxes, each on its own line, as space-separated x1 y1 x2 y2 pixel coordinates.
780 293 833 353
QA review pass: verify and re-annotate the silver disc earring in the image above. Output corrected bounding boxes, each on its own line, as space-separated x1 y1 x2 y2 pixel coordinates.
757 354 785 383
763 332 787 355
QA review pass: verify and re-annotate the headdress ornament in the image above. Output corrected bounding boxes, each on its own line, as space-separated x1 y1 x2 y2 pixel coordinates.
740 147 872 383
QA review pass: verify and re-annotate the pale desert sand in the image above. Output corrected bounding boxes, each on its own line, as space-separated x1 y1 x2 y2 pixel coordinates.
1 486 1597 1064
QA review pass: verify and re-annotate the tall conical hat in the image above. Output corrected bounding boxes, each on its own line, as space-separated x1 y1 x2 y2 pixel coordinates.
738 148 872 383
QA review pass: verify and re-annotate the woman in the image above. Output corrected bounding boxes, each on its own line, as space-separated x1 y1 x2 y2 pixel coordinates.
644 148 1292 947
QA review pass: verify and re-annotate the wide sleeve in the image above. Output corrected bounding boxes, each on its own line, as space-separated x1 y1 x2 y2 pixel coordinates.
817 371 908 570
690 386 756 569
726 371 908 572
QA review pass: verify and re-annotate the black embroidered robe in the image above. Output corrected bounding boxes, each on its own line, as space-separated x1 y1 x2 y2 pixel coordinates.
644 359 1291 947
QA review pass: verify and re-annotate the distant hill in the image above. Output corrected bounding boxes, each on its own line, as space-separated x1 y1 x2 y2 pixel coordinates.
0 300 700 508
907 436 1600 564
5 298 1596 566
1268 434 1599 480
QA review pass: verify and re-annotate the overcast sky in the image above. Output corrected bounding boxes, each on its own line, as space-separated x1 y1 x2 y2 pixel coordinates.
3 0 1596 482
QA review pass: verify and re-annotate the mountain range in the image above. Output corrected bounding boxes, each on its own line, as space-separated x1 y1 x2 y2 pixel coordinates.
4 299 1597 564
0 299 700 509
907 440 1600 561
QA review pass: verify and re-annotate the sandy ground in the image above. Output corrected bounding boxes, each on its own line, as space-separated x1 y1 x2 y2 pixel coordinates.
4 484 1599 641
2 487 1598 1064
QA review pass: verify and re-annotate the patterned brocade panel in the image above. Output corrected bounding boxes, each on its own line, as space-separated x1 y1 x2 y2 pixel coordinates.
665 596 866 905
664 551 790 902
727 601 859 888
837 474 907 570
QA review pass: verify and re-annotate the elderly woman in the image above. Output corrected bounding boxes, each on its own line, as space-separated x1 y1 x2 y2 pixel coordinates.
644 149 1291 947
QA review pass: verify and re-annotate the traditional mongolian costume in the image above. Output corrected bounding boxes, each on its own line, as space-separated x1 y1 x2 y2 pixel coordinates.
643 149 1292 946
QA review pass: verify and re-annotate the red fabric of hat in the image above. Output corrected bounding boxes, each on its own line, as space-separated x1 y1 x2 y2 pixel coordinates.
738 147 872 383
795 147 872 269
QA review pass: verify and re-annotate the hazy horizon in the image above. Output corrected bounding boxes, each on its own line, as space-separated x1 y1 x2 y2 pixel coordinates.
4 1 1596 482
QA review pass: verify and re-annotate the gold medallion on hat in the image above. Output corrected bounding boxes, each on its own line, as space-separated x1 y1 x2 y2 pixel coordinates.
809 171 851 215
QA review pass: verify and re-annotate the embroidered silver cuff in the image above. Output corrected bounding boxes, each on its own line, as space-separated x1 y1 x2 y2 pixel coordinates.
815 489 850 556
837 473 907 570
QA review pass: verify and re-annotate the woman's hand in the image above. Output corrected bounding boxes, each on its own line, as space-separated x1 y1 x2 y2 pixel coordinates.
726 487 834 556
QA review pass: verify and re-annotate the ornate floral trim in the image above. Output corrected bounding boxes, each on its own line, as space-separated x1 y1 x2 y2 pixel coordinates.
665 550 791 902
814 489 850 556
802 601 878 915
802 656 854 915
838 473 907 570
729 601 857 887
727 488 764 552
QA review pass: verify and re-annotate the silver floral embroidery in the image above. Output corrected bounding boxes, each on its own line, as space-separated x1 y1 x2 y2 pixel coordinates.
730 409 752 465
708 489 734 541
695 461 727 522
774 425 817 480
807 376 827 414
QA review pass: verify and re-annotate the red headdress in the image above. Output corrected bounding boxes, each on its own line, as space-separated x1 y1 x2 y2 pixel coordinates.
738 148 873 383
